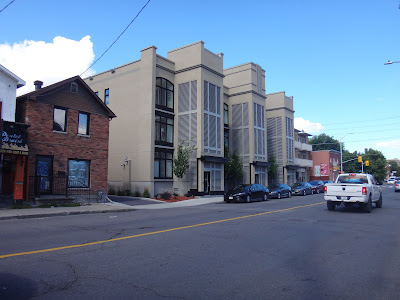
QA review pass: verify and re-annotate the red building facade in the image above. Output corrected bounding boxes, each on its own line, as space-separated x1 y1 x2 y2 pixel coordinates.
310 150 340 182
16 76 115 201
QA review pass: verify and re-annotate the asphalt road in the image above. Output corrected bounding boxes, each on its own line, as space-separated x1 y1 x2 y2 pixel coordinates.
1 185 399 299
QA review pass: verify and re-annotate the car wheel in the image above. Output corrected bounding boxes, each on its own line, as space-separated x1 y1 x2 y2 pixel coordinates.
303 190 306 196
277 193 281 199
288 191 292 198
246 195 251 203
263 193 268 201
311 190 314 194
316 189 320 194
363 196 372 213
327 201 336 211
376 193 383 208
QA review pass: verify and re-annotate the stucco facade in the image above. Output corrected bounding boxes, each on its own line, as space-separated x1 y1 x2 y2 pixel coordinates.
294 129 313 182
85 41 296 196
0 64 25 122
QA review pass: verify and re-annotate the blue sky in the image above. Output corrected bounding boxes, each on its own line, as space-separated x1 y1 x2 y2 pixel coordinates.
1 0 399 160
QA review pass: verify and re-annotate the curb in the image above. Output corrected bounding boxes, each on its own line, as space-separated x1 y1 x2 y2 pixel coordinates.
0 208 137 221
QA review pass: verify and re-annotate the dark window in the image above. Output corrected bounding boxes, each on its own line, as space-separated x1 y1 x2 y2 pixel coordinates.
53 107 67 132
224 129 229 150
70 82 78 94
154 150 173 179
104 88 109 105
155 114 174 145
224 103 228 125
68 159 90 187
78 112 90 135
156 77 174 111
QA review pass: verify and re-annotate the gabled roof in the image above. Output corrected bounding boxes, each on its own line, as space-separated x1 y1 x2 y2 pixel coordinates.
0 64 25 88
17 75 116 118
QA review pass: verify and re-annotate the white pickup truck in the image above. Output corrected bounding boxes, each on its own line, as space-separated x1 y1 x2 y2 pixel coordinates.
324 173 382 213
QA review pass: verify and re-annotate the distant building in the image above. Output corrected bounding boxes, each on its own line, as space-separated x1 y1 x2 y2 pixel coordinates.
294 129 313 182
310 150 340 182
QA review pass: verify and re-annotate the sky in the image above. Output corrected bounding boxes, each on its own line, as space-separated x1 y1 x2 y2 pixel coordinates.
1 0 399 161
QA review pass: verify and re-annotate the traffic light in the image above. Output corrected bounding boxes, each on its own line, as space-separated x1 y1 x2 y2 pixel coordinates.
358 156 362 163
365 160 369 166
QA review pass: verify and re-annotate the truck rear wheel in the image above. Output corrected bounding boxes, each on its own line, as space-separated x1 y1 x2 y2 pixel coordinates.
376 193 382 208
363 196 372 213
327 201 336 211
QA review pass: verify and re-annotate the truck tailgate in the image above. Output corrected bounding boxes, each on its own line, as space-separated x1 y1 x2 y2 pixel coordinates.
326 184 363 197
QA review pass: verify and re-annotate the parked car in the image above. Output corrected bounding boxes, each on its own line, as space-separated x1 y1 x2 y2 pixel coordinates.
224 184 269 203
387 177 397 184
291 182 313 196
395 180 400 192
308 180 325 194
268 183 292 199
323 180 333 184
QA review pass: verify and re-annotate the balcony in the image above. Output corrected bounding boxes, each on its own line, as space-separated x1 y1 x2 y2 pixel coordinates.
295 158 313 167
295 141 312 151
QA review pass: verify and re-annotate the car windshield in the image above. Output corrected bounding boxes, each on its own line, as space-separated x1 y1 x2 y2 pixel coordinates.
268 184 279 189
309 181 318 185
232 184 250 193
337 174 368 184
291 183 303 188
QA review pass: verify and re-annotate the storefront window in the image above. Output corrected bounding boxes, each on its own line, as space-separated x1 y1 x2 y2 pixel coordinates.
68 159 90 187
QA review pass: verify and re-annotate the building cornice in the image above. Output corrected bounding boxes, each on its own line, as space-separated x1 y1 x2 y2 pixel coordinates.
265 106 295 113
175 64 224 78
226 90 266 99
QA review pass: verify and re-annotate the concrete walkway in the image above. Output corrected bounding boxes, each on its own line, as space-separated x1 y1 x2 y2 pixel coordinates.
0 196 224 220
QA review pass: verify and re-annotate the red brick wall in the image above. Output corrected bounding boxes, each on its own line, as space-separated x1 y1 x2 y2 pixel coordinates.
22 99 110 193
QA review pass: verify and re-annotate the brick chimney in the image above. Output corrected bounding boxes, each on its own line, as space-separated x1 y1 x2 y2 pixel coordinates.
34 80 43 90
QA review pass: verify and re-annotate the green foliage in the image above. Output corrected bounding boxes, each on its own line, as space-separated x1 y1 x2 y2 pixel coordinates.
11 202 32 209
134 190 142 197
224 151 243 181
173 139 197 179
342 148 387 181
160 191 171 200
388 160 400 175
267 156 279 180
309 134 340 151
143 188 150 198
117 189 125 196
125 190 131 196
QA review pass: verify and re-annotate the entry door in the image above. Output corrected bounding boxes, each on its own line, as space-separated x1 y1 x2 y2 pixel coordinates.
255 174 259 184
36 155 53 194
204 171 211 195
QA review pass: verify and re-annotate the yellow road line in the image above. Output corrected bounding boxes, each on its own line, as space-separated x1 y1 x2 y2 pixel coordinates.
0 201 324 259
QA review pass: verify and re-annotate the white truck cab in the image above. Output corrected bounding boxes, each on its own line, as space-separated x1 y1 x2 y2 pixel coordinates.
324 173 382 213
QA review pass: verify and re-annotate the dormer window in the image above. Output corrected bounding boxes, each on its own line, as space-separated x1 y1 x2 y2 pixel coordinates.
70 82 78 94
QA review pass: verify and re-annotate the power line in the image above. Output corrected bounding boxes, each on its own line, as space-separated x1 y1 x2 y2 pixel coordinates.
80 0 151 76
0 0 15 14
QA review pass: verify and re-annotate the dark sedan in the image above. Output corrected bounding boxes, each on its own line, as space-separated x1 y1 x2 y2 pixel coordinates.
291 182 313 196
224 184 269 203
308 180 325 194
268 183 292 199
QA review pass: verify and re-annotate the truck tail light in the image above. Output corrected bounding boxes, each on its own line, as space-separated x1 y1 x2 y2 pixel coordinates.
362 187 367 195
324 186 327 193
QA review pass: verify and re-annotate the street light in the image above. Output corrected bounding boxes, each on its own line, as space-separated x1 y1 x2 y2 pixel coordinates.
340 133 353 174
384 60 400 65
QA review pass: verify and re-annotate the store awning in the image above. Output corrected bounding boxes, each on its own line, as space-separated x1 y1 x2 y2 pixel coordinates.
252 161 271 167
0 142 29 155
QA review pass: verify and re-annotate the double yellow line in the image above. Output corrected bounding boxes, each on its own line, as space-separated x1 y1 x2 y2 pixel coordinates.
0 202 324 259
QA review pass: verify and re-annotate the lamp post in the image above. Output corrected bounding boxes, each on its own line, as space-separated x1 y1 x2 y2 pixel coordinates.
340 133 353 174
384 60 400 65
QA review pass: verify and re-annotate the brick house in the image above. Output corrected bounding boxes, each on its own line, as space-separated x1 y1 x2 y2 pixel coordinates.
16 76 116 201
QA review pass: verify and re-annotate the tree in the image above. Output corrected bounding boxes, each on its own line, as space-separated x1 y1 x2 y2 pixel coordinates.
388 160 400 175
224 151 243 188
268 156 279 184
173 139 197 179
309 134 340 151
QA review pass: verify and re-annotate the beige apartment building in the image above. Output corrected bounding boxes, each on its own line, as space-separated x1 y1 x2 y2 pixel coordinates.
85 41 292 196
266 91 296 185
294 129 313 182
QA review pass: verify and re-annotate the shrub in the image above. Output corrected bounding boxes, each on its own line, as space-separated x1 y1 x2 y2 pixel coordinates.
160 191 171 200
134 190 142 197
108 185 116 195
185 192 193 198
124 190 131 196
11 202 32 209
117 189 125 196
143 188 150 198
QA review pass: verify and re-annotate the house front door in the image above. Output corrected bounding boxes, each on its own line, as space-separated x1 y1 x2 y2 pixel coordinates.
204 171 211 195
36 155 53 194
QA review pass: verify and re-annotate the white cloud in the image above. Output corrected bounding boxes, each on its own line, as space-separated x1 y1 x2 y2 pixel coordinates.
294 117 324 133
0 36 95 96
376 140 400 149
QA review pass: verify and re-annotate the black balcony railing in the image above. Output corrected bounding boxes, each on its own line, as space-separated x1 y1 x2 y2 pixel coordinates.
29 176 92 202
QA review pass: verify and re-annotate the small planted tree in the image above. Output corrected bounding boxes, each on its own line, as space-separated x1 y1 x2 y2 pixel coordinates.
268 156 279 184
224 151 243 189
173 139 197 179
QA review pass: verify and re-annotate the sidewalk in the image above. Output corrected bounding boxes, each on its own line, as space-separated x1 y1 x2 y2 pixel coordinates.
0 196 224 220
